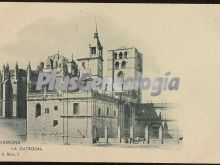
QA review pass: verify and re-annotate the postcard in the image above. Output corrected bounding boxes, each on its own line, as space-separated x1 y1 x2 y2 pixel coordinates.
0 3 218 163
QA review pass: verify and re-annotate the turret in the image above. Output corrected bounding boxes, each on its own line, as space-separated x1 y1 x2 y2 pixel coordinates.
4 63 10 81
15 62 19 80
27 62 31 82
0 71 2 82
6 63 9 70
2 65 5 81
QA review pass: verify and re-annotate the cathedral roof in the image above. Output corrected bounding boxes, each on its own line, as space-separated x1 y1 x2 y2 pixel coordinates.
44 53 69 64
42 53 77 69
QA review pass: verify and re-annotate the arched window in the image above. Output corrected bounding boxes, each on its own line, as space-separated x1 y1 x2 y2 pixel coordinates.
117 71 124 90
124 51 128 58
119 52 123 59
46 64 50 68
39 62 44 69
35 103 41 118
121 61 126 69
98 108 101 116
117 71 124 79
91 47 96 55
114 52 117 59
114 61 119 69
82 62 86 69
107 107 109 116
50 59 54 69
114 111 116 117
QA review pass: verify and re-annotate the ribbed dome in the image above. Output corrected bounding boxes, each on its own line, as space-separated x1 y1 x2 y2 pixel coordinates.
43 53 76 70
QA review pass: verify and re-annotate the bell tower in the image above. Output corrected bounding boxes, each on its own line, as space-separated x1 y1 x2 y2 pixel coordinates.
89 24 103 58
107 47 143 103
78 24 104 78
89 24 103 78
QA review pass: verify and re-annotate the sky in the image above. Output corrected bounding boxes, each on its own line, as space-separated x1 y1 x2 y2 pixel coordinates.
1 3 220 162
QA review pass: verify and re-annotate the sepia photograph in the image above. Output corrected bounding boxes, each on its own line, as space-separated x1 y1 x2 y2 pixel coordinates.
0 3 219 163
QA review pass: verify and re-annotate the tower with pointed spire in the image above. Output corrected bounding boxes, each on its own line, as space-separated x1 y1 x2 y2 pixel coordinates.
89 23 103 58
77 24 104 78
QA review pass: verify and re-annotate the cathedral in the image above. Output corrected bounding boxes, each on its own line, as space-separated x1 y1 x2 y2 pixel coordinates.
0 28 170 144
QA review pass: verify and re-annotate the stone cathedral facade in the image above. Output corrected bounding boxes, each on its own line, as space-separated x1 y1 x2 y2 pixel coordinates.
0 29 169 144
0 63 27 118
